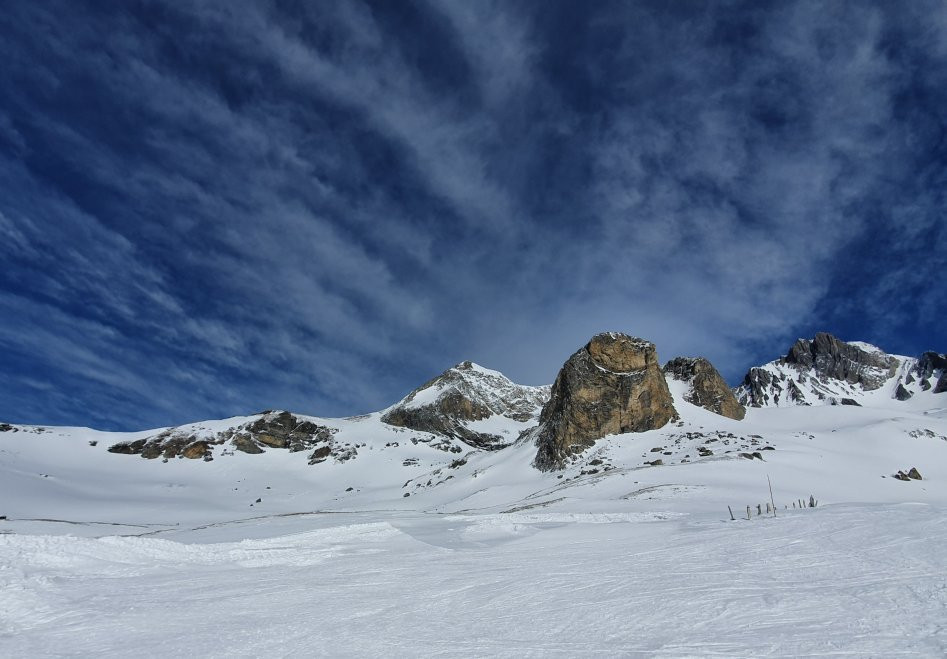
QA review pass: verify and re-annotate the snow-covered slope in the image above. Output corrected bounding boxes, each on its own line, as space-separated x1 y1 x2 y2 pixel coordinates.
3 339 947 655
2 358 946 532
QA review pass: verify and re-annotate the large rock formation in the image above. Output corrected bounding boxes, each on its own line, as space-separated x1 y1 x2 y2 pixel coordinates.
381 361 549 450
663 357 745 420
533 333 677 470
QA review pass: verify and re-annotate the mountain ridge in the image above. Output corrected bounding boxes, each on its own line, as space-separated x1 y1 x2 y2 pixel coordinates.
1 331 944 481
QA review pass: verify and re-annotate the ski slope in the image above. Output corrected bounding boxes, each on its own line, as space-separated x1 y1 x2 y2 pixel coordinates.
2 504 946 657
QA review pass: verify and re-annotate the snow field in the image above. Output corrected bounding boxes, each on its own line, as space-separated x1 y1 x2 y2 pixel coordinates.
2 503 946 657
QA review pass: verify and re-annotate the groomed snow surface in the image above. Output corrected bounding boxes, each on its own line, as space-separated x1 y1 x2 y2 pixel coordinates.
3 504 945 657
3 389 947 656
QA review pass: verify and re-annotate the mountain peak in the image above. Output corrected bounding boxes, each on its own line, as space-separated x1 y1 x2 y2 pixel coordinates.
380 362 549 450
736 332 944 408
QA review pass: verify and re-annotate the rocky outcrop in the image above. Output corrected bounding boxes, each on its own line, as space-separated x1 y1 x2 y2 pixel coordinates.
894 467 922 481
785 333 898 390
107 411 337 464
382 361 549 450
533 333 678 470
244 411 335 453
663 357 745 420
107 432 211 460
894 383 913 401
914 352 947 380
737 333 902 407
739 367 809 407
913 352 947 394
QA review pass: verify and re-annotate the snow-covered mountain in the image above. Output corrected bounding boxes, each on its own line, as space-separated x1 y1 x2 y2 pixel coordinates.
380 360 549 449
1 330 943 520
735 332 946 408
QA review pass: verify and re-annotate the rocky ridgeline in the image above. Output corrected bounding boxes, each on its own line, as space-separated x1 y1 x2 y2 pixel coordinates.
108 411 340 465
738 332 947 407
739 333 899 407
787 333 899 389
381 361 549 450
663 357 746 420
533 332 678 470
83 330 947 473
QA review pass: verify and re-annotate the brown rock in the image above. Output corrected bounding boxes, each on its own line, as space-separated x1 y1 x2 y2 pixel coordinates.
108 439 146 455
256 433 288 448
309 445 332 464
232 435 264 454
663 357 746 420
534 332 678 470
182 441 209 459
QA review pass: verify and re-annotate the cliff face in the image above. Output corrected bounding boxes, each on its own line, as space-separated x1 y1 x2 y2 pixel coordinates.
737 333 902 408
663 357 745 420
533 333 677 470
784 333 898 391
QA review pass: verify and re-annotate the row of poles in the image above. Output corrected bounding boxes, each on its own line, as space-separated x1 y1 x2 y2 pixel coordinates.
726 476 818 520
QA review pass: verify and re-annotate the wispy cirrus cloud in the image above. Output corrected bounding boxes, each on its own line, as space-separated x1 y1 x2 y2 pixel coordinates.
0 0 945 428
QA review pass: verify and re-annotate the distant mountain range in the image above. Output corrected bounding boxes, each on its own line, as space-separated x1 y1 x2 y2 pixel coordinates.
2 331 942 477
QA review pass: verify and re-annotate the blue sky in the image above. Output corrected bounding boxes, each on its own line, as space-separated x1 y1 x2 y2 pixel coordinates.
1 1 945 430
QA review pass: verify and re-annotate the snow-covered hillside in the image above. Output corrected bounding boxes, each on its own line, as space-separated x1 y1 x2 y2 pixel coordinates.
2 333 947 655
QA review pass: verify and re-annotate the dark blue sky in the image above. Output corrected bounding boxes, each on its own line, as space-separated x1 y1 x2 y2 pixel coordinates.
1 1 945 430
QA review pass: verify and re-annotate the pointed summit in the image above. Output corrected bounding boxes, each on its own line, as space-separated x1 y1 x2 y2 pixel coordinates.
381 361 549 449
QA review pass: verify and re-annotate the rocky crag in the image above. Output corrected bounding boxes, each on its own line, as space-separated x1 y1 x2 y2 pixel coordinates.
736 332 947 407
533 332 678 470
738 333 900 407
108 411 342 465
913 352 947 394
663 357 746 420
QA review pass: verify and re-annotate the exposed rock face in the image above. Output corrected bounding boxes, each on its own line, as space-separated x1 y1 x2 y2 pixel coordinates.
181 441 209 459
914 352 947 380
245 412 335 453
785 333 898 390
663 357 745 420
533 333 677 470
737 333 900 407
107 411 337 464
381 361 549 450
914 352 947 394
894 383 914 401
